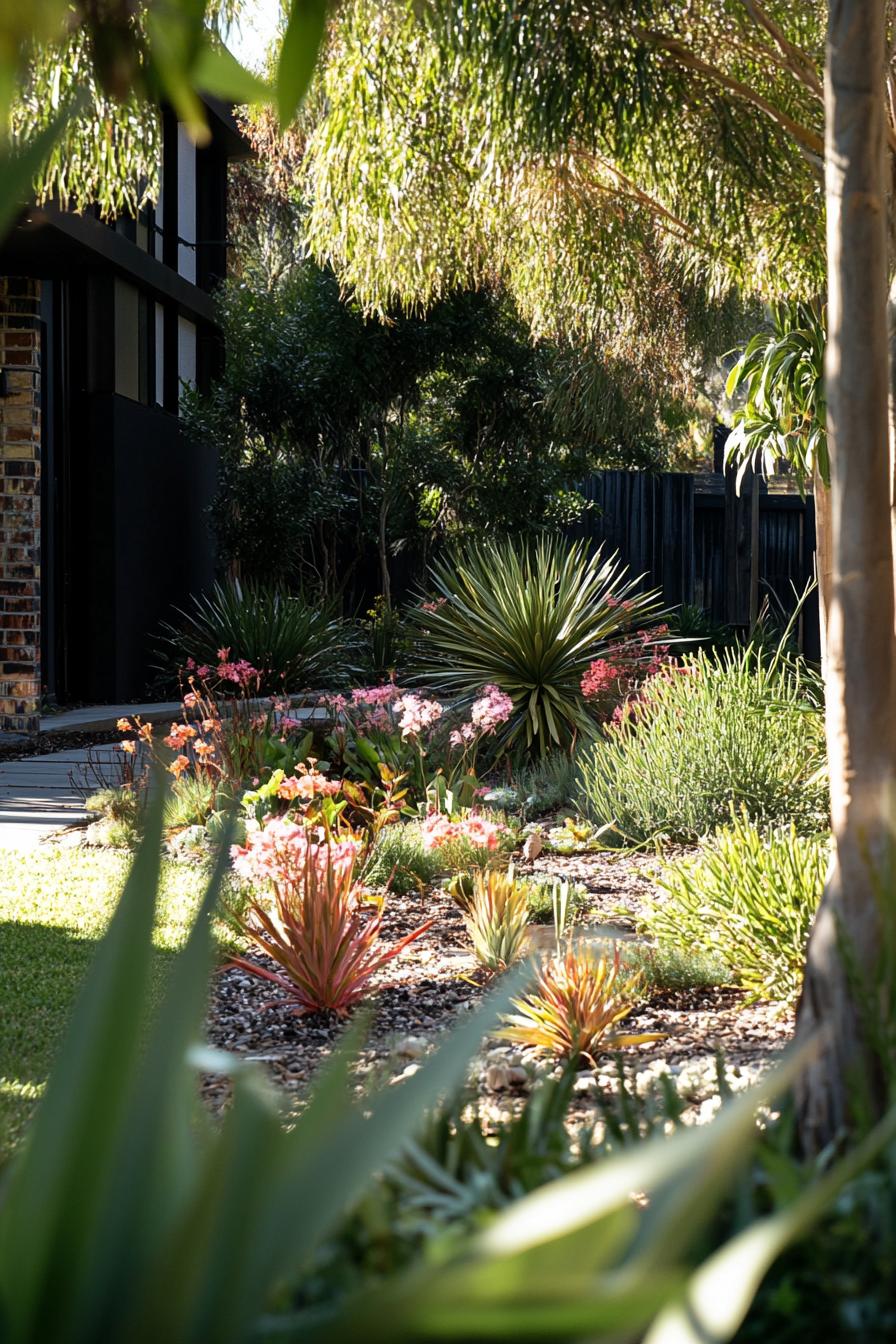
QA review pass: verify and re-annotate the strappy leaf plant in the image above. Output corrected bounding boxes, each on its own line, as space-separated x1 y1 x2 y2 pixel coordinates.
410 536 660 755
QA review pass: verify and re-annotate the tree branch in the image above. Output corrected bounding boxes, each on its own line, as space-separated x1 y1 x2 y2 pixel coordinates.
642 32 825 156
737 0 823 96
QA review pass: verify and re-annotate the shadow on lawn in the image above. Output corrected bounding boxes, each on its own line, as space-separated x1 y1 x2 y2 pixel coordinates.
0 920 178 1159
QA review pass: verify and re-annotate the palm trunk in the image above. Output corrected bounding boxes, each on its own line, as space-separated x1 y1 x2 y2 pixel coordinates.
796 0 896 1150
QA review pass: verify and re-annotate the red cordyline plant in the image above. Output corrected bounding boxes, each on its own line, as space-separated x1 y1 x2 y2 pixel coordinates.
497 943 663 1066
227 817 433 1014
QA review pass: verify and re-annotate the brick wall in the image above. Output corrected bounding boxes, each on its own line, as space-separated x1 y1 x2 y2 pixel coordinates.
0 277 41 734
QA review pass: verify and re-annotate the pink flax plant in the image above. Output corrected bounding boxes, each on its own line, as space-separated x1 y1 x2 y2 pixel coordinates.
226 818 433 1015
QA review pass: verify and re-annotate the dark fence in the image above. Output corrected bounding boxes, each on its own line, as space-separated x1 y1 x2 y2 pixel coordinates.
567 469 819 658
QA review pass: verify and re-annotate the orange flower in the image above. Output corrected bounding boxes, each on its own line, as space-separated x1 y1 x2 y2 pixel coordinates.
116 717 132 732
119 739 136 755
163 723 197 750
194 740 215 760
169 754 191 778
138 722 154 743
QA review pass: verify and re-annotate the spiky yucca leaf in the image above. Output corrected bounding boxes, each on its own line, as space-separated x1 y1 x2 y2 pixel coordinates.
463 867 530 972
498 943 661 1064
410 536 660 754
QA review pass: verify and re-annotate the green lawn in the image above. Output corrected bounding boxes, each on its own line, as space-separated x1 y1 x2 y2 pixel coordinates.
0 846 213 1156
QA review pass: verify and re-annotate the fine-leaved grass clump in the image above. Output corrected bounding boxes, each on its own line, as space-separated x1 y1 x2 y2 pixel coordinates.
639 812 829 1006
576 644 828 844
362 823 443 895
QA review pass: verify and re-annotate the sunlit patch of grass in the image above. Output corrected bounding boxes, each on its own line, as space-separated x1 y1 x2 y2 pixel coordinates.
0 846 226 1155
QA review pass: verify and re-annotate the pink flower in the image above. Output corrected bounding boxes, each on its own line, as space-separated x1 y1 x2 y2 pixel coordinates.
230 818 360 893
351 684 401 706
185 657 196 671
470 684 514 734
395 694 443 738
277 770 341 802
197 665 211 679
420 812 459 850
459 814 504 851
217 647 230 662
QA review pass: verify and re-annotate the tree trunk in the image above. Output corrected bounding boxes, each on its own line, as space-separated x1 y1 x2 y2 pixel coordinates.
796 0 896 1151
812 464 831 669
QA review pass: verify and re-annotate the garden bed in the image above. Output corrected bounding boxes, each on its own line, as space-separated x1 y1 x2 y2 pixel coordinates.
202 847 794 1127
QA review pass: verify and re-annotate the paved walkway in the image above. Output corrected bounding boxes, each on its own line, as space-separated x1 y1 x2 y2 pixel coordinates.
0 700 331 850
0 746 119 849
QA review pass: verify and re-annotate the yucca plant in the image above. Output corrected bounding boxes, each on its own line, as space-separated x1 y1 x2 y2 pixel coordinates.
228 820 433 1014
463 867 531 972
498 943 661 1065
409 536 661 755
157 578 357 693
641 811 829 1006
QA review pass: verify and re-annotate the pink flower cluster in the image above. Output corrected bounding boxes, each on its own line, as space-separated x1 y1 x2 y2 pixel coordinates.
420 810 507 853
217 658 260 687
395 693 443 739
277 767 342 803
321 684 404 733
231 817 360 893
470 684 514 733
448 683 513 748
581 624 672 722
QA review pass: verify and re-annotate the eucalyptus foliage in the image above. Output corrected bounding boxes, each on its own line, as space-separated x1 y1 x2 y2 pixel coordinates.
301 0 825 422
411 536 661 754
1 0 325 238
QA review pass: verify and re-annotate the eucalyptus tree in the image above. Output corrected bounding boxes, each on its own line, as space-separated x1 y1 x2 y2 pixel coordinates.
301 0 896 1144
0 0 327 238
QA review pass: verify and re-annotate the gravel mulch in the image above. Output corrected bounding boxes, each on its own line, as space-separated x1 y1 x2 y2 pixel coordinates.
202 848 794 1125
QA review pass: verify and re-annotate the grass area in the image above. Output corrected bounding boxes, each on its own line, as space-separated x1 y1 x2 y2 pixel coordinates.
0 847 216 1156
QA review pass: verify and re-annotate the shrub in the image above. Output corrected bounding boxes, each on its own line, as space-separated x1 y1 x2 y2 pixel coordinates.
463 868 530 972
639 813 828 1005
409 535 660 755
157 578 356 693
228 820 433 1014
362 823 443 895
498 943 659 1064
576 645 828 843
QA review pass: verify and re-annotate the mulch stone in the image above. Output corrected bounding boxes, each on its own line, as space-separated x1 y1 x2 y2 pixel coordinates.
202 846 794 1124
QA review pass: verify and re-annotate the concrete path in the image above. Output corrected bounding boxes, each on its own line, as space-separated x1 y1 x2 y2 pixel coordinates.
1 699 332 849
0 746 119 849
40 700 330 734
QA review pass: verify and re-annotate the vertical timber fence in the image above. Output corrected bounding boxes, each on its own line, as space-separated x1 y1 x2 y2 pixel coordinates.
566 469 820 659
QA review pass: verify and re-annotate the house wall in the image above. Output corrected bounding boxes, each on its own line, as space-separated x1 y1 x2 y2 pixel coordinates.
0 277 41 733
